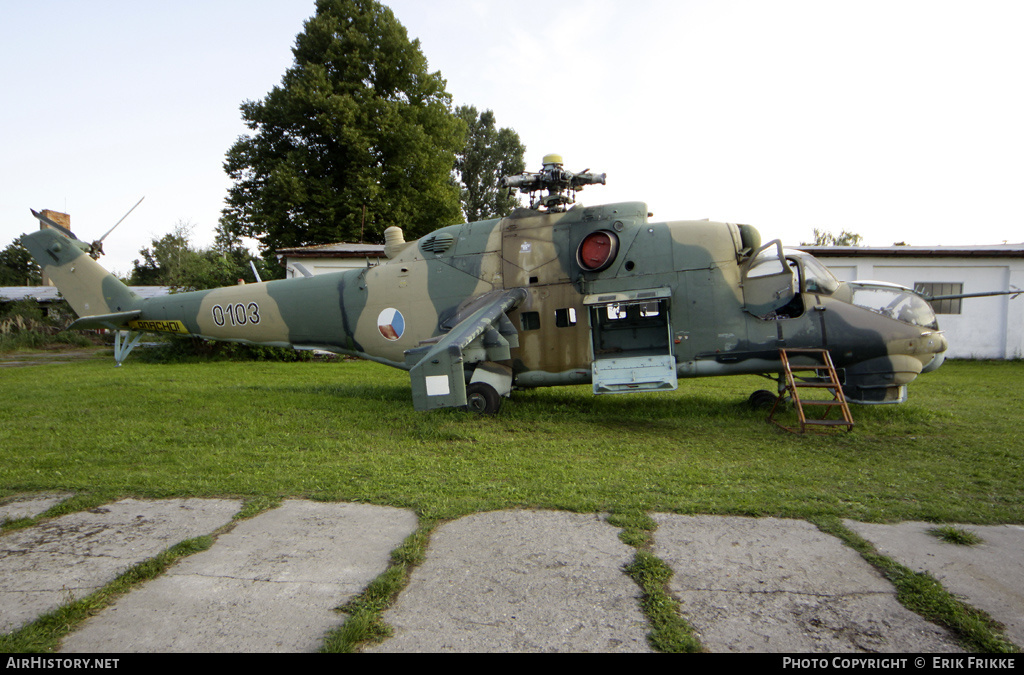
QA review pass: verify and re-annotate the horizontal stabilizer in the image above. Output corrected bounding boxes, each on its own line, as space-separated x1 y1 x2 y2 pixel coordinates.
67 310 142 331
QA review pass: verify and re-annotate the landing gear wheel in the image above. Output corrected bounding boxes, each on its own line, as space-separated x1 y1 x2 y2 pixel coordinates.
748 389 779 410
466 382 501 415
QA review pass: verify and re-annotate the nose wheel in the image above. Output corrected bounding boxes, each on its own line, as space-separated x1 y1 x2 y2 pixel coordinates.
748 389 780 410
465 382 501 415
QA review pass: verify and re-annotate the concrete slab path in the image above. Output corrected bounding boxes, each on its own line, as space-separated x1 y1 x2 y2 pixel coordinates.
367 510 650 653
2 495 1022 653
651 514 964 653
0 493 72 524
60 500 418 653
846 520 1024 648
0 498 241 634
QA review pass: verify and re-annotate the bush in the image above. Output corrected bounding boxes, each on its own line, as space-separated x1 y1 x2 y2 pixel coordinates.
131 335 321 363
0 300 98 352
0 299 45 322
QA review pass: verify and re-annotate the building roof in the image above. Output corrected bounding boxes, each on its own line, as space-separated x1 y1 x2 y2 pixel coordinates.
276 242 386 259
797 244 1024 259
0 286 173 302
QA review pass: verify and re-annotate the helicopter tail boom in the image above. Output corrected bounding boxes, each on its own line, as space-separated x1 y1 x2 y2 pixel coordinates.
20 227 143 323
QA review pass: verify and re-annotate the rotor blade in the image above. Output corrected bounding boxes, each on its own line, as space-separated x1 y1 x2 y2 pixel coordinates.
289 263 314 278
96 196 145 244
925 289 1021 301
30 208 78 240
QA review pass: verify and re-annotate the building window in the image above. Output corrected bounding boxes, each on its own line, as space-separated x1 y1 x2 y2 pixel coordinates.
914 282 963 315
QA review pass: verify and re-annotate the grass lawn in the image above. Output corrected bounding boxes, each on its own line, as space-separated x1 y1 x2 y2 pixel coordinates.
2 354 1021 653
2 356 1021 524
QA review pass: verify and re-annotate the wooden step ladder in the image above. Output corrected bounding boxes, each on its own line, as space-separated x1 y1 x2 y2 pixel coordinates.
769 348 854 433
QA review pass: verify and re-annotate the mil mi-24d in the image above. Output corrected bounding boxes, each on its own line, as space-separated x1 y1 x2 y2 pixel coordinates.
25 155 965 414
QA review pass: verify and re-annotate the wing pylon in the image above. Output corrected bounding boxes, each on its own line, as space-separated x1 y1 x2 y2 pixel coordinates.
404 288 527 411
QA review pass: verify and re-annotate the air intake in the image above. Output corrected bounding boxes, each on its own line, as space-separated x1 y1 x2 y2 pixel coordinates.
421 232 455 253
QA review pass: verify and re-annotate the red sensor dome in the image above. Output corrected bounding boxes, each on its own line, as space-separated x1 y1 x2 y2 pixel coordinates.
576 230 619 272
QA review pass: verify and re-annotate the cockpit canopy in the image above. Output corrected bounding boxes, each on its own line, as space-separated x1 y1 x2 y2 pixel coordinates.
847 281 939 329
741 244 937 329
741 242 842 316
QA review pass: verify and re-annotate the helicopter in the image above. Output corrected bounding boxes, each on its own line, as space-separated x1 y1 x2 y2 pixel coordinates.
23 155 958 414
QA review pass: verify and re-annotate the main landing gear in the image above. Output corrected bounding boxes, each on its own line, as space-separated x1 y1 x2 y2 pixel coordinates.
465 382 502 415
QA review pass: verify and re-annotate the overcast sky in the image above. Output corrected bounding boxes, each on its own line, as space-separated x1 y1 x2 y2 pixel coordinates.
2 1 1022 276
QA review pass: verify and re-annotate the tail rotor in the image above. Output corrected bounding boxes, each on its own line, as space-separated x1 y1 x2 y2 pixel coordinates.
30 196 144 260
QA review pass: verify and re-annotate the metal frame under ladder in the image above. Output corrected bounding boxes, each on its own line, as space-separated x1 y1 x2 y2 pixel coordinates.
769 348 854 433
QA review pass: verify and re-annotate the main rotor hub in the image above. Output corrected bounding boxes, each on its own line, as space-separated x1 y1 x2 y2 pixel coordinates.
500 155 606 212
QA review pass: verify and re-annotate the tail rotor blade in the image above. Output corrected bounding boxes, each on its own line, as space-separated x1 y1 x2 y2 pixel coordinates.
96 196 145 245
30 209 78 240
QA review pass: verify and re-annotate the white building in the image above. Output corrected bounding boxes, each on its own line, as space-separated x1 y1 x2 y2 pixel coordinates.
276 243 386 278
801 245 1024 359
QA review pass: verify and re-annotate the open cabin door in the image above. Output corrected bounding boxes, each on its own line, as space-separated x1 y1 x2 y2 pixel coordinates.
740 239 798 317
584 288 678 394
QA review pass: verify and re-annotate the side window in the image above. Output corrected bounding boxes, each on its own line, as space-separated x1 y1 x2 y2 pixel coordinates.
555 307 577 327
520 311 541 330
914 282 963 315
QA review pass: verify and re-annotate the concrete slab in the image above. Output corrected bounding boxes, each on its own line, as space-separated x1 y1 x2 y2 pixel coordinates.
846 520 1024 648
651 514 963 653
60 500 418 653
0 498 241 634
368 510 651 653
0 493 73 523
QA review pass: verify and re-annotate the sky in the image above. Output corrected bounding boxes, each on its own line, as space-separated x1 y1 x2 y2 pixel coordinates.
2 0 1022 277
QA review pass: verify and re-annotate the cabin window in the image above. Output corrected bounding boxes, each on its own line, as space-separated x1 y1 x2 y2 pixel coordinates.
914 282 963 315
521 311 541 330
590 299 670 356
602 302 660 321
555 308 577 327
800 257 840 294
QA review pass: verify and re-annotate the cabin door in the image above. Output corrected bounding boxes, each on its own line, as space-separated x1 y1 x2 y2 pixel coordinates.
740 240 798 318
585 288 678 394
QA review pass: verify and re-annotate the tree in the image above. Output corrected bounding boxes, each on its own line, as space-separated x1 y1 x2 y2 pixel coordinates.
804 228 864 247
0 238 42 286
453 106 526 222
221 0 466 252
129 222 261 290
214 217 282 281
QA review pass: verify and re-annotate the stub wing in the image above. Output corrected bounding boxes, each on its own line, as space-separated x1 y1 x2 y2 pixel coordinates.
404 289 527 412
66 310 142 331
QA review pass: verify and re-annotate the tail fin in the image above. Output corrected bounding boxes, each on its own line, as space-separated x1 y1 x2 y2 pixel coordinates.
20 228 142 319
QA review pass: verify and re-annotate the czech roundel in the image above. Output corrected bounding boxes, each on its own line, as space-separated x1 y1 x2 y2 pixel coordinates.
377 308 406 341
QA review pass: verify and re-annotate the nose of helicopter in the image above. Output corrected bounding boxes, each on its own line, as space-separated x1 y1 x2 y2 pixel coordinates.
920 332 949 373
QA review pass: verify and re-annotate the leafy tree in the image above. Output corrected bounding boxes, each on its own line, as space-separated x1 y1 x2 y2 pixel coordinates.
0 238 42 286
221 0 465 252
453 106 526 222
804 228 864 247
129 222 263 290
214 217 283 281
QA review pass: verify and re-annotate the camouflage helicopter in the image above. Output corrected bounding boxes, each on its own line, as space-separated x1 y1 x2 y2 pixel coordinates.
24 154 953 414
